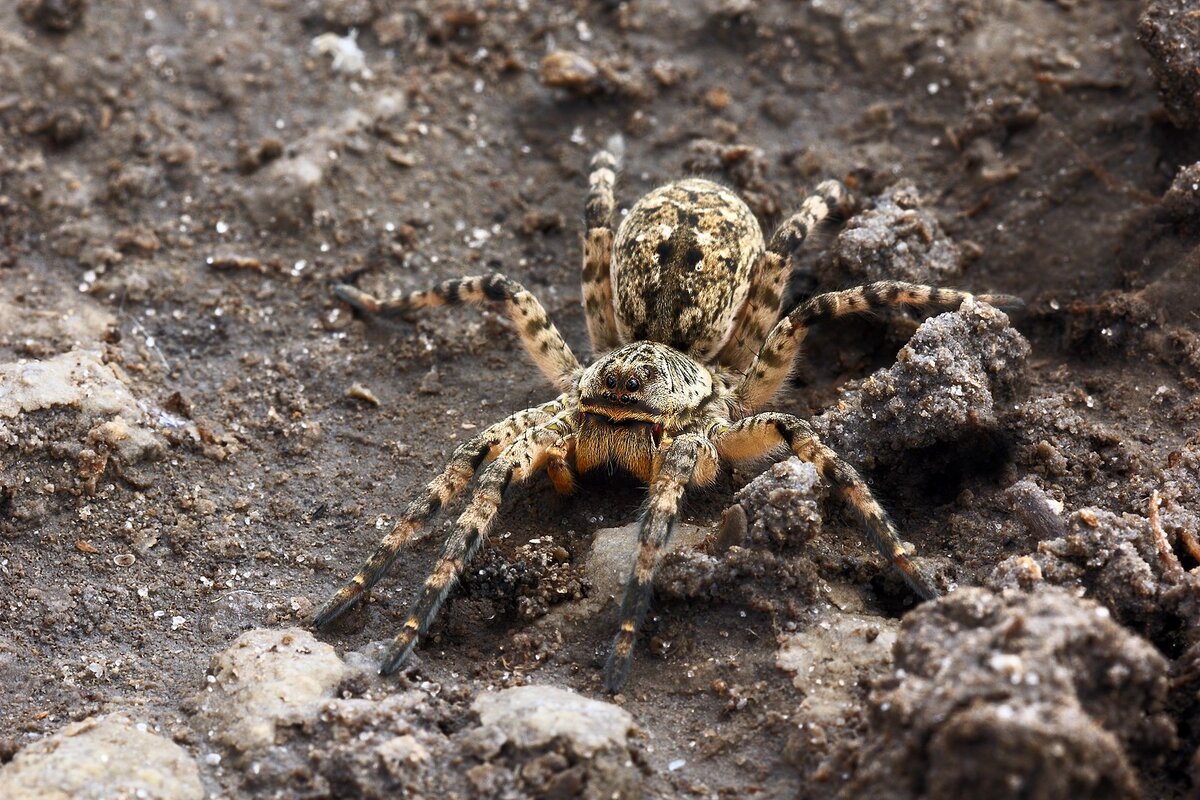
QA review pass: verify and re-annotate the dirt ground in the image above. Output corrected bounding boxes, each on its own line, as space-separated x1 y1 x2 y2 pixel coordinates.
2 0 1200 798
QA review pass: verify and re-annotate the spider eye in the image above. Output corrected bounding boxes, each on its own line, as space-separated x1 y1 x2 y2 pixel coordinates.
605 375 617 389
626 378 641 392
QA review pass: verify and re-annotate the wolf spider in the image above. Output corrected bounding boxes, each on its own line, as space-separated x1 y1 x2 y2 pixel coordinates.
313 138 1020 691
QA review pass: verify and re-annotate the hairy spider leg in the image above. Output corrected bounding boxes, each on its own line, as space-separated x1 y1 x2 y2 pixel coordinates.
716 180 854 372
604 433 719 691
582 137 625 354
380 412 576 674
735 281 1024 409
713 412 939 601
334 273 581 389
313 397 567 627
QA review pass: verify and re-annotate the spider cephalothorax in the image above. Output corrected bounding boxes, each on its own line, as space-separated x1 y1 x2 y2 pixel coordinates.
313 138 1020 691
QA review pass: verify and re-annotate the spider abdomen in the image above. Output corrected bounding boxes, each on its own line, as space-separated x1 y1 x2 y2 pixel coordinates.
612 178 762 360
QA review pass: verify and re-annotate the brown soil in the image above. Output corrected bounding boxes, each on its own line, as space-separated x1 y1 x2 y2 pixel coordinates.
2 0 1199 797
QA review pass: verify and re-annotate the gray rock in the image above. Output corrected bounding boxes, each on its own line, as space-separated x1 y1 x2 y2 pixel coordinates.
1161 162 1200 223
473 685 634 757
990 506 1174 638
735 458 826 547
584 520 709 607
654 460 825 610
0 350 165 495
812 297 1029 470
0 350 163 462
777 612 898 725
471 685 641 799
195 627 350 752
0 715 203 800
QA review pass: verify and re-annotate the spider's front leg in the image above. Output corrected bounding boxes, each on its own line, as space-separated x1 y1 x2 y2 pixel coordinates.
313 397 567 627
379 412 576 675
713 412 939 601
335 273 580 389
604 433 719 692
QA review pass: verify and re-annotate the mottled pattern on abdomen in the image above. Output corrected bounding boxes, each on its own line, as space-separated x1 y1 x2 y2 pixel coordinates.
612 178 763 360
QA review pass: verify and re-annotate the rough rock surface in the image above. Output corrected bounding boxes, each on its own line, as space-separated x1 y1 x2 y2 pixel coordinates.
0 349 165 505
824 181 968 286
1138 0 1200 129
1161 161 1200 226
655 459 825 613
585 520 709 610
776 613 898 726
468 685 640 800
812 297 1029 470
0 349 163 462
247 682 461 799
992 487 1200 650
194 627 350 752
0 715 204 800
848 587 1175 800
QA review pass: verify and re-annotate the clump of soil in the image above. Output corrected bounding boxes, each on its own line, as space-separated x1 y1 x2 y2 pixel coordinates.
812 297 1029 472
850 587 1176 800
824 182 972 286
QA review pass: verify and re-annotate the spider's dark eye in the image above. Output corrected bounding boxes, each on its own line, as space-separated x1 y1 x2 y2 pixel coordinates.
605 375 617 389
626 378 641 392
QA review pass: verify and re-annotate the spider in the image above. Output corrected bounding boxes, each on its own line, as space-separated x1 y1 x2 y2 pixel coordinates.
313 138 1020 691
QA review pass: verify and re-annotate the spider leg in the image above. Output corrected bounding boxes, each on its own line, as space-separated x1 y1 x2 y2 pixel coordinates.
312 396 566 628
582 137 625 354
335 273 581 389
379 412 575 675
712 412 939 600
733 280 1024 409
545 434 577 495
714 249 789 374
604 433 719 692
717 180 853 372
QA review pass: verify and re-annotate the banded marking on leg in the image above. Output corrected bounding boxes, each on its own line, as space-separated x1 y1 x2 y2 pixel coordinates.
312 398 564 628
604 434 717 692
792 281 1023 330
582 139 624 353
734 280 1023 409
334 274 581 388
767 179 853 259
584 140 622 231
713 412 939 601
716 181 852 373
378 415 573 674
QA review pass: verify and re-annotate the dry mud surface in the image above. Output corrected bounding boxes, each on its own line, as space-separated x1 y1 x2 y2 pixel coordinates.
2 1 1200 798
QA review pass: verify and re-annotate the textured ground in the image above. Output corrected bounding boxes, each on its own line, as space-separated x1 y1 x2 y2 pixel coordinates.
2 0 1200 797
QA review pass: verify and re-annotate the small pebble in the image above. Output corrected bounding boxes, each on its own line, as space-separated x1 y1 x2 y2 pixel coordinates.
346 383 381 406
539 50 601 94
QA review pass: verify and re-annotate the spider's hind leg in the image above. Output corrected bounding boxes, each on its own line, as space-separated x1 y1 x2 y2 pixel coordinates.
716 180 853 372
582 138 624 354
735 280 1023 409
713 412 940 601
